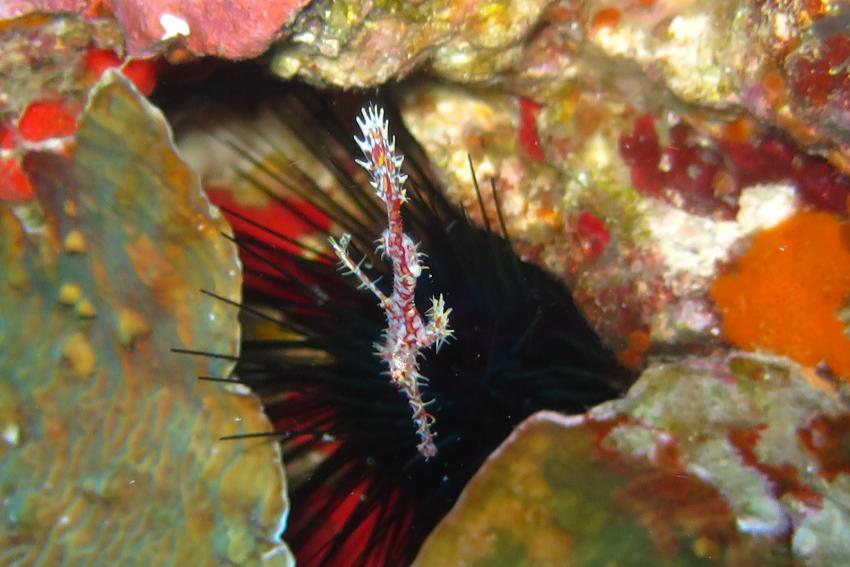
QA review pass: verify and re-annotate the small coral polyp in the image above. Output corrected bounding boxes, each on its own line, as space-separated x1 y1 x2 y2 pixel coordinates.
711 210 850 380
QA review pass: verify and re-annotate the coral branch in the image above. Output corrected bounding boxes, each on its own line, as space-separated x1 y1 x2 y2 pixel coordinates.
330 105 453 459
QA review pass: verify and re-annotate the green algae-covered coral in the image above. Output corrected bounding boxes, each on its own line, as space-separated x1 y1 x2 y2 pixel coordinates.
0 74 291 566
416 352 850 566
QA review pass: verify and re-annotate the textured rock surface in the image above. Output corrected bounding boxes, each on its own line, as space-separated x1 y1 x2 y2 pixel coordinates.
387 1 850 363
6 2 850 172
398 83 828 358
0 74 291 566
267 0 850 173
415 352 850 566
5 5 847 563
585 0 746 109
109 0 309 58
544 0 850 173
0 14 120 116
270 0 550 87
1 0 309 59
0 14 157 201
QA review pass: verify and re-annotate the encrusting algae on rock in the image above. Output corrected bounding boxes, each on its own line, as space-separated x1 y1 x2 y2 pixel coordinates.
0 71 292 566
711 210 850 381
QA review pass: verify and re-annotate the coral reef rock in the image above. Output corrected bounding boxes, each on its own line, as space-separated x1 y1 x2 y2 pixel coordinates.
270 0 550 87
415 351 850 566
2 1 308 59
0 73 291 566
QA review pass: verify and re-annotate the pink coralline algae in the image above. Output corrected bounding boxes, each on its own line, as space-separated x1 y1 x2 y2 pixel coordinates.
574 210 611 262
799 413 850 482
3 0 309 59
619 114 732 217
110 0 310 58
790 34 850 110
721 134 850 214
619 113 850 218
518 97 545 162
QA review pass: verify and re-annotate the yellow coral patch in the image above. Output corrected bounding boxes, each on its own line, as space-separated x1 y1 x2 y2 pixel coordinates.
63 229 87 253
117 307 150 347
58 282 82 305
62 332 96 378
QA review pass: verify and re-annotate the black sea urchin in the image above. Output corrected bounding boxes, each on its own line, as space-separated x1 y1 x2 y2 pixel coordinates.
175 84 631 567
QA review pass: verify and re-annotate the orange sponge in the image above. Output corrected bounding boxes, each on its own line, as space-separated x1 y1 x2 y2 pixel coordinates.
711 211 850 380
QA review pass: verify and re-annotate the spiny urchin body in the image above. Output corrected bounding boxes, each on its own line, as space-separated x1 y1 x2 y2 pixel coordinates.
185 86 631 567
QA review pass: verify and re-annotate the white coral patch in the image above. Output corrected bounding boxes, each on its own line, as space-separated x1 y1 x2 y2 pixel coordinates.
647 199 740 292
736 182 797 233
160 13 191 40
647 182 798 294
